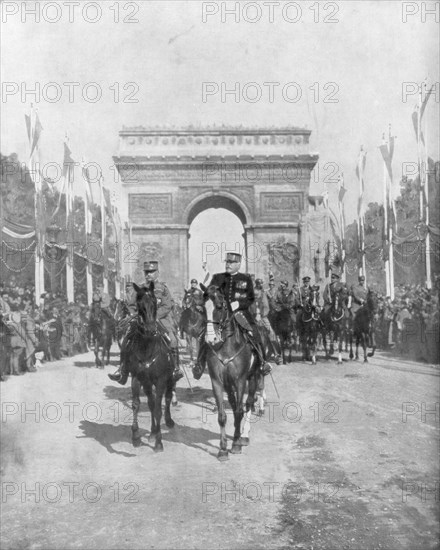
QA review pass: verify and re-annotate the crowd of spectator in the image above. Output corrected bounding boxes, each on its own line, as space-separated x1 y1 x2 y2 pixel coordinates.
0 276 91 380
375 280 439 364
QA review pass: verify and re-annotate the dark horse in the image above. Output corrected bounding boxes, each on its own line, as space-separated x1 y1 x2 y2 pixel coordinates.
122 282 175 452
320 288 348 365
204 285 258 461
113 298 131 349
297 287 321 364
179 290 206 365
89 302 114 367
270 307 294 364
349 290 378 362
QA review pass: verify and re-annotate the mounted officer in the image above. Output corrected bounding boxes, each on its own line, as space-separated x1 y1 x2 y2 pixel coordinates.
295 275 321 322
183 278 205 310
348 275 368 316
323 271 345 313
92 283 112 319
108 261 184 385
273 280 294 313
192 252 273 380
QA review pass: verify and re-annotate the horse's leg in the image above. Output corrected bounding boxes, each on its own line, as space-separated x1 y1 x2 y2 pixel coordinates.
257 374 266 416
164 379 175 428
363 333 368 363
152 382 165 453
144 384 158 444
241 370 257 446
131 376 142 447
171 378 178 406
355 333 360 360
311 329 317 365
212 379 228 461
227 385 242 454
94 336 101 367
323 329 329 359
337 327 343 365
349 324 354 360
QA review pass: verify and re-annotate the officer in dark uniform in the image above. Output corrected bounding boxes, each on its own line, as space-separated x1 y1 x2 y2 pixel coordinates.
192 252 273 380
348 275 368 315
323 271 344 313
108 261 184 385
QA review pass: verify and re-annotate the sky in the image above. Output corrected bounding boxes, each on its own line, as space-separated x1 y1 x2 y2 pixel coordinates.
1 0 439 274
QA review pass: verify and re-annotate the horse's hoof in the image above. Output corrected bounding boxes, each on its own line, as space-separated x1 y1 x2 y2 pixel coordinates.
231 444 242 454
217 450 229 461
337 360 343 365
258 409 265 417
239 437 250 446
171 400 178 407
148 434 157 444
166 419 175 428
154 443 164 453
364 358 368 363
349 354 354 360
132 438 141 447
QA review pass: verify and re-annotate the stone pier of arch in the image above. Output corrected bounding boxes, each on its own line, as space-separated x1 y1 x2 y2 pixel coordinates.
113 127 319 297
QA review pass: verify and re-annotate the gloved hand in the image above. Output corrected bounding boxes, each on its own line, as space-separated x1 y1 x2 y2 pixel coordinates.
230 301 239 312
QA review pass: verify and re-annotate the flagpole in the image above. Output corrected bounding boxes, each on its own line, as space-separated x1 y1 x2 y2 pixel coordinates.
64 135 75 303
423 82 432 289
82 159 94 303
28 105 46 302
382 134 391 298
100 175 108 293
357 148 367 284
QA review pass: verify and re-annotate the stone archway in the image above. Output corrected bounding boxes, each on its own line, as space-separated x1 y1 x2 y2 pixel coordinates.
114 126 318 295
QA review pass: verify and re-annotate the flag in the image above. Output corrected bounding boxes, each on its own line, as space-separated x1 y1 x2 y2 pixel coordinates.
25 107 45 256
102 187 113 221
63 140 75 265
81 162 94 235
356 148 367 218
379 130 397 229
337 174 346 268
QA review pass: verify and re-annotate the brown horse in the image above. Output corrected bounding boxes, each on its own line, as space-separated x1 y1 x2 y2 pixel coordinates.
320 288 349 365
348 290 378 362
89 303 114 367
297 287 321 364
179 290 206 365
122 282 175 452
203 285 259 461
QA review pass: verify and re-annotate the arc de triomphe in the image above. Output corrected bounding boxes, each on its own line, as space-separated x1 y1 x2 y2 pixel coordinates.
113 127 319 296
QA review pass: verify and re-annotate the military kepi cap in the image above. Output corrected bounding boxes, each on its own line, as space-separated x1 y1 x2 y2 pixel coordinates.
281 280 289 286
331 272 340 279
225 252 242 262
144 261 158 272
358 275 365 281
302 276 311 281
190 278 198 283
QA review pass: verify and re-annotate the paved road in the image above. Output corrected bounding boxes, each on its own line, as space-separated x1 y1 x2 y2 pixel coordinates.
1 345 439 550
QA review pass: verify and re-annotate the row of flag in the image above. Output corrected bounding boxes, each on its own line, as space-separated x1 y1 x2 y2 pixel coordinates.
25 105 123 299
331 82 434 292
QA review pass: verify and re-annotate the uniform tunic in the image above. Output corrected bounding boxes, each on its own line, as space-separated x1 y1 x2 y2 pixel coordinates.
205 272 255 323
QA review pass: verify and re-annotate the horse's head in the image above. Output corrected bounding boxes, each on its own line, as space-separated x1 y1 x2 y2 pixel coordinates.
183 290 193 309
206 285 226 310
133 282 157 330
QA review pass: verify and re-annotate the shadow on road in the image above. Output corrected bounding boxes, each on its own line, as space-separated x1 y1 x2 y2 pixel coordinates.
77 418 222 458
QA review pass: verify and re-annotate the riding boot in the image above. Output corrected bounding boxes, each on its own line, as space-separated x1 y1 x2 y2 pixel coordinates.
170 348 184 383
108 350 129 385
249 331 272 376
192 338 207 380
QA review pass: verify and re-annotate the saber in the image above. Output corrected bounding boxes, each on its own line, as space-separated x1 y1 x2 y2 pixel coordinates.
269 371 280 399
